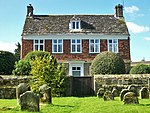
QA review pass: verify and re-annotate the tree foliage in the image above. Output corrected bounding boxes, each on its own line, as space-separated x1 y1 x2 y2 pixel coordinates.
14 42 21 60
12 60 31 75
30 55 66 96
91 51 125 75
130 64 150 74
0 51 17 75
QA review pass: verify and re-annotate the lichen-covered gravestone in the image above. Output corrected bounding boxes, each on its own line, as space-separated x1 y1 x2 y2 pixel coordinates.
123 92 139 104
120 89 130 101
103 91 114 101
112 88 118 97
16 83 30 104
20 91 40 112
140 87 149 99
128 85 138 96
97 88 105 98
39 84 52 104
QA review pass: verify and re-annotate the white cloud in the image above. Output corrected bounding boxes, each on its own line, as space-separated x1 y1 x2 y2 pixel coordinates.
125 6 139 14
0 41 17 53
126 22 149 33
144 37 150 41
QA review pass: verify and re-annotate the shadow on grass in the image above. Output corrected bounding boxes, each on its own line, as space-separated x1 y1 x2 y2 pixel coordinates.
138 104 150 106
51 104 75 108
0 106 19 111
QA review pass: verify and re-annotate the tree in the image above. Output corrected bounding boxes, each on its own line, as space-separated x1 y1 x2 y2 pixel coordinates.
0 51 17 75
130 64 150 74
30 54 66 96
14 42 21 60
91 51 125 75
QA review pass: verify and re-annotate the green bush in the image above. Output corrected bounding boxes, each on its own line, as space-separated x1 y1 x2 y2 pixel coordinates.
30 54 66 96
0 51 17 75
91 51 125 75
130 64 150 74
24 51 50 61
12 60 31 75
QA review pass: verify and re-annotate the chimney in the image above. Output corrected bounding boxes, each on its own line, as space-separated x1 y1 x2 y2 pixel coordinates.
27 4 34 16
115 4 123 18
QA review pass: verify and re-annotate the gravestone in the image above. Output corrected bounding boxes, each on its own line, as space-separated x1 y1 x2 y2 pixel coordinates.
20 91 40 112
103 91 114 101
140 87 149 99
16 83 30 104
123 92 139 104
39 84 52 104
112 88 118 97
120 89 130 101
128 85 138 96
97 88 105 98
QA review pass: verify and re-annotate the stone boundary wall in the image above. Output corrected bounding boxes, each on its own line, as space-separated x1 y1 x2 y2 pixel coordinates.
0 75 30 99
94 74 150 94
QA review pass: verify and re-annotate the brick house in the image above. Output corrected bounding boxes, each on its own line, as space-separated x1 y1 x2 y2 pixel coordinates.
21 4 130 76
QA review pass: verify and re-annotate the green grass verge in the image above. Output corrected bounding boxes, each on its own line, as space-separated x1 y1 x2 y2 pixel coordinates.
0 97 150 113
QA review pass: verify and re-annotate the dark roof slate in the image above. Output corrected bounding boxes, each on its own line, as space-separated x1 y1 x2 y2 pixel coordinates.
22 14 129 36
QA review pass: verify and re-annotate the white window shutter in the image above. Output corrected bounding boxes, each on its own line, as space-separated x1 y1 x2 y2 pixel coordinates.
69 22 72 29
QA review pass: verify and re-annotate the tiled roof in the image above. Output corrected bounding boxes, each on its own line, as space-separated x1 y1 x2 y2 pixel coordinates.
22 14 129 36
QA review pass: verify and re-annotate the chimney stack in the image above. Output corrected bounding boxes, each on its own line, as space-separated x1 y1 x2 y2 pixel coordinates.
115 4 123 18
27 4 34 16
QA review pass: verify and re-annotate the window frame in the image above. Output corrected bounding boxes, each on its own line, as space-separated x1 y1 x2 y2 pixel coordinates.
108 39 118 53
69 20 81 30
89 39 100 53
33 39 45 51
71 39 82 53
52 39 63 53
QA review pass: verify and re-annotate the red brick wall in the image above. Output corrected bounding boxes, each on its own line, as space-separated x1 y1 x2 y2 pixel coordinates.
21 38 33 58
118 37 130 60
22 38 130 61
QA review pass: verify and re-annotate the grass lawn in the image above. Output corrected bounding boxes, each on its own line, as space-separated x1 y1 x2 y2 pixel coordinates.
0 97 150 113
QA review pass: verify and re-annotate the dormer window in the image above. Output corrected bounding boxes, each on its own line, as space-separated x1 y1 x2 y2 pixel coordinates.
69 20 81 30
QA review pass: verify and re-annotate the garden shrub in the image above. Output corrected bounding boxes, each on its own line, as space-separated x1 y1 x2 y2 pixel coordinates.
30 55 66 96
12 60 31 75
130 64 150 74
0 51 17 75
91 51 125 75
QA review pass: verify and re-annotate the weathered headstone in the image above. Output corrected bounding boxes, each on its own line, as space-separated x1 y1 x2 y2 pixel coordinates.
16 83 30 104
20 91 40 112
39 84 52 104
140 87 149 99
103 91 114 101
123 92 139 104
112 88 118 97
128 85 138 96
120 89 129 101
97 88 105 98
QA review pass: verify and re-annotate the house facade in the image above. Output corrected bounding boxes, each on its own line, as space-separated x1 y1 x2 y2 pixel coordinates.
21 4 130 76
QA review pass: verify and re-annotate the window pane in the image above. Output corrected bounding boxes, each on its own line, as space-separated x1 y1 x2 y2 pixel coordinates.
58 40 62 43
90 40 94 43
54 40 57 43
76 22 79 29
114 44 117 52
77 67 81 70
54 45 57 52
72 45 76 52
77 45 81 52
58 45 62 52
72 71 80 77
95 44 99 52
72 67 76 70
95 39 99 43
109 40 112 43
72 22 75 29
77 40 80 43
35 40 38 43
113 39 117 43
90 44 94 52
72 40 75 43
35 45 38 50
40 40 43 43
40 45 43 51
109 44 112 51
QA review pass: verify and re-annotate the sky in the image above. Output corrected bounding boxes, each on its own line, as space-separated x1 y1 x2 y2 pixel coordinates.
0 0 150 62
